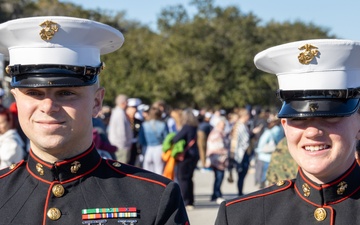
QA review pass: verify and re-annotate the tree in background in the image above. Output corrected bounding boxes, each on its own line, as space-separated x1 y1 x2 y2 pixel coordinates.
0 0 333 110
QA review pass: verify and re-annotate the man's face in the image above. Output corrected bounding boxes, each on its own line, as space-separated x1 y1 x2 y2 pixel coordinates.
11 85 104 159
282 114 360 184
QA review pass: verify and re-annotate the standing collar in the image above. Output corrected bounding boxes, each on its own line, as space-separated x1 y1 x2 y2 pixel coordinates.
27 144 102 183
295 161 360 206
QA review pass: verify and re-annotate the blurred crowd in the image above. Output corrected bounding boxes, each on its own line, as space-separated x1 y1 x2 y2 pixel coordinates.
91 94 288 208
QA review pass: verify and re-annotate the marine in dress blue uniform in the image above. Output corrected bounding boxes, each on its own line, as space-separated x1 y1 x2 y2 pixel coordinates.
215 39 360 225
0 16 189 225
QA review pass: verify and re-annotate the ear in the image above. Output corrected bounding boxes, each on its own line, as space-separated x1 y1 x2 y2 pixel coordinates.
355 113 360 140
281 118 288 136
92 87 105 118
356 128 360 140
10 89 16 98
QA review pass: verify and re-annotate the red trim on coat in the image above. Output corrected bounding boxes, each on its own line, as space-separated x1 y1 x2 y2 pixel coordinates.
42 182 55 225
0 160 25 178
106 160 167 188
225 180 293 207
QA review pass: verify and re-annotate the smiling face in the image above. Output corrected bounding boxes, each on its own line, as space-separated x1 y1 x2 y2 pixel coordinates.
11 85 104 162
282 114 360 184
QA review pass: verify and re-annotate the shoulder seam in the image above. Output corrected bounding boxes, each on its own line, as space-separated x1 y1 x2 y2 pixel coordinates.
226 180 293 207
0 160 25 178
105 160 167 188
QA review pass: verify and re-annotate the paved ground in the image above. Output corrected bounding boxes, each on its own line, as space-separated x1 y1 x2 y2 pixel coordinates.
187 165 259 225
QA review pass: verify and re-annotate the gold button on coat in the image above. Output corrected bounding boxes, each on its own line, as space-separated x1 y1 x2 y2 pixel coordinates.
314 208 327 221
52 184 65 197
47 208 61 220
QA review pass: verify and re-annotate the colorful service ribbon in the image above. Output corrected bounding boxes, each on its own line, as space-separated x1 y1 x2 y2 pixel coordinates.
82 207 137 220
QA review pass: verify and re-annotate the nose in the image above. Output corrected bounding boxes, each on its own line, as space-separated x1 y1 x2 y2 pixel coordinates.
40 97 60 114
304 125 324 138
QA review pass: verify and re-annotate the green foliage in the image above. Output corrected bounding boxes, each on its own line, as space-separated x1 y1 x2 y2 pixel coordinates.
0 0 333 110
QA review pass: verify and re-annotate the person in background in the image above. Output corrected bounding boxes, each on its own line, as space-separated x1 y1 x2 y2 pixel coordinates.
92 115 107 134
138 104 169 174
108 94 133 163
0 107 24 169
137 104 150 121
126 98 143 166
92 114 117 159
226 108 240 183
169 108 183 132
209 109 221 128
92 111 116 159
248 107 270 152
254 113 284 188
0 16 188 224
0 88 5 107
92 127 117 159
161 108 184 180
229 108 252 196
152 100 175 132
216 39 360 224
197 111 213 169
227 110 240 133
171 108 199 210
9 101 29 156
206 116 229 204
98 105 112 131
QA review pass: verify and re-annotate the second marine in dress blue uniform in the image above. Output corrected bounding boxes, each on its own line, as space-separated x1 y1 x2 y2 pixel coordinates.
216 39 360 224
